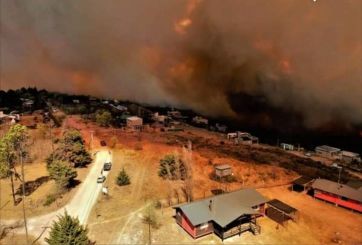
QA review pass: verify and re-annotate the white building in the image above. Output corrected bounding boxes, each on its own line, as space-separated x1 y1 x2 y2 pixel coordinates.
126 116 143 130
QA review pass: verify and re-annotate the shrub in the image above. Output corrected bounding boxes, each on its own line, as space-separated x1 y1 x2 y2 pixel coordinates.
95 110 112 127
158 155 186 180
43 194 57 206
116 168 130 186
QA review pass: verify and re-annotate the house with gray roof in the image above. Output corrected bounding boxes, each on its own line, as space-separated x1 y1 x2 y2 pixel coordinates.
311 178 362 212
173 189 268 240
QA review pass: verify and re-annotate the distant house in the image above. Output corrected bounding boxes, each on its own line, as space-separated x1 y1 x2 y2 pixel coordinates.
173 189 268 240
315 145 341 158
280 143 294 151
214 164 232 178
341 151 361 164
126 116 143 130
237 132 258 145
311 178 362 212
22 99 34 109
167 110 183 120
72 99 80 104
192 116 208 125
153 112 168 124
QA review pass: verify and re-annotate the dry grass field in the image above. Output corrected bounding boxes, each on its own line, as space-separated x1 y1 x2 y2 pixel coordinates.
2 116 361 244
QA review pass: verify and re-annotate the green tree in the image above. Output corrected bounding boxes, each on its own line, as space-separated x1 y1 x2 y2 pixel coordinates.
47 160 77 190
116 168 130 186
95 110 112 127
0 124 28 204
45 211 90 245
63 129 84 145
47 129 92 168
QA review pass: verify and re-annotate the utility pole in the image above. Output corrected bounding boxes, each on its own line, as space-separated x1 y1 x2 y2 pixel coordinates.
337 166 342 184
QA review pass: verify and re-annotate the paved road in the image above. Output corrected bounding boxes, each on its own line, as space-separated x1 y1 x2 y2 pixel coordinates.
2 149 112 243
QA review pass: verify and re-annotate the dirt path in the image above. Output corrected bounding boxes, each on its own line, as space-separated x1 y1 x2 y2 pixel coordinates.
1 150 112 244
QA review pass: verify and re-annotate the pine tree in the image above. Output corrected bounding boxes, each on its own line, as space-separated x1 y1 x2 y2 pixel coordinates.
45 211 90 245
116 168 130 186
47 160 78 190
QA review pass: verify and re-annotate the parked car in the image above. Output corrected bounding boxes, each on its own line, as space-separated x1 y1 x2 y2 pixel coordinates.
97 175 106 183
103 162 112 171
100 140 107 146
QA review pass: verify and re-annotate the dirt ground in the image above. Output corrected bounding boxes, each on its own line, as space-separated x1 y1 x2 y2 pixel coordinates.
0 234 39 245
82 121 362 245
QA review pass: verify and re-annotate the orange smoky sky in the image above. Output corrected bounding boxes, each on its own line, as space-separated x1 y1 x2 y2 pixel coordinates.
1 0 361 127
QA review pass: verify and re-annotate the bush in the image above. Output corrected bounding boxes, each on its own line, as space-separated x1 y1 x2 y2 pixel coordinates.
116 168 130 186
95 110 112 127
158 155 186 180
43 194 57 206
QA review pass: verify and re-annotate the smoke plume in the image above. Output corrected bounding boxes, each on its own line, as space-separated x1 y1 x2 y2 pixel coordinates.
1 0 361 128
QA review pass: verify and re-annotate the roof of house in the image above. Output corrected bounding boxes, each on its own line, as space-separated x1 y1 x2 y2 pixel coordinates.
174 189 268 227
127 116 142 121
341 151 360 158
346 180 362 189
214 164 231 170
312 179 362 203
268 199 297 214
292 176 314 186
315 145 341 153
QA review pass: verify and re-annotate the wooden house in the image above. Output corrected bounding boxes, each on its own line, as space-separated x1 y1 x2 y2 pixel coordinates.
311 179 362 212
173 189 267 240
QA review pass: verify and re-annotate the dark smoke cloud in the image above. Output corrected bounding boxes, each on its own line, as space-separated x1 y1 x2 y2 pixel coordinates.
1 0 361 128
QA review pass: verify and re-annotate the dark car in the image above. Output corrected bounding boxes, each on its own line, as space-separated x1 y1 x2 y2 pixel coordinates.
100 140 107 146
103 162 112 171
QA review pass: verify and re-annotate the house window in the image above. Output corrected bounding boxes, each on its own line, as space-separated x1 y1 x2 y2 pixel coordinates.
200 223 209 230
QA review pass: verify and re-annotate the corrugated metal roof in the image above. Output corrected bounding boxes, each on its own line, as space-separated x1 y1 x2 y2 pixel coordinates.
341 151 360 158
315 145 341 153
312 179 362 203
292 176 314 186
268 199 297 214
175 189 268 227
214 164 231 170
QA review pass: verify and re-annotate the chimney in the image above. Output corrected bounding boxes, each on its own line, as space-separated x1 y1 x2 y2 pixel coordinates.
208 200 213 211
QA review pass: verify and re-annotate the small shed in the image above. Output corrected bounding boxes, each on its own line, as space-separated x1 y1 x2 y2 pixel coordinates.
281 143 294 151
126 116 143 130
266 199 298 226
214 164 232 178
292 176 314 192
